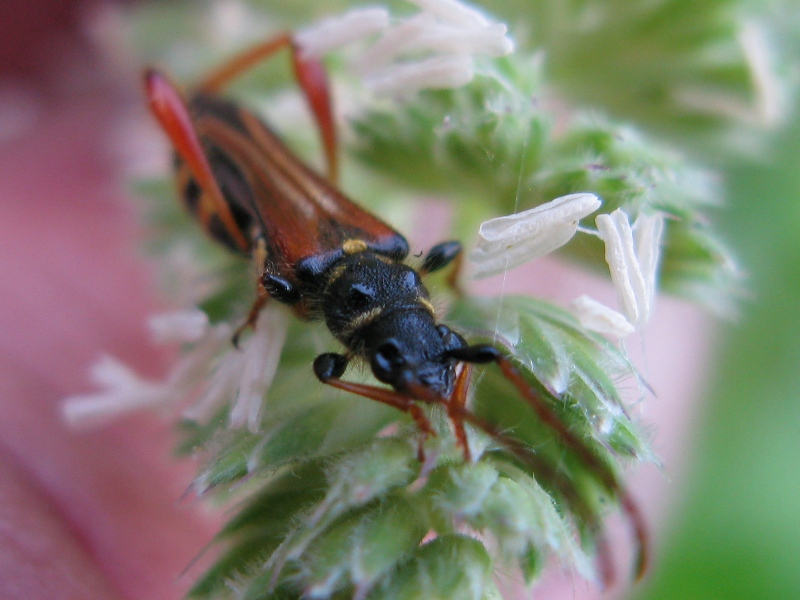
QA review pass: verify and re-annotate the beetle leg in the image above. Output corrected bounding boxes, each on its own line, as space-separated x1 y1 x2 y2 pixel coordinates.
197 33 338 185
232 285 270 348
198 33 293 93
421 240 461 273
230 238 272 347
447 363 473 462
289 44 338 185
421 240 464 294
448 343 650 582
313 353 435 461
145 70 251 252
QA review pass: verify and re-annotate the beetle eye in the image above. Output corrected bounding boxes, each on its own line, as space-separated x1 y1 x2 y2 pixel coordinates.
371 339 405 383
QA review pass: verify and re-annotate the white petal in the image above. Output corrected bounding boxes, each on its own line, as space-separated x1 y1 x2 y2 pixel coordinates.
596 209 649 326
470 193 601 278
148 309 209 344
571 295 636 339
365 55 474 97
295 8 390 58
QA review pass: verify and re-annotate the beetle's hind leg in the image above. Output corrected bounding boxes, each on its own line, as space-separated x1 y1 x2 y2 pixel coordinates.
198 33 339 185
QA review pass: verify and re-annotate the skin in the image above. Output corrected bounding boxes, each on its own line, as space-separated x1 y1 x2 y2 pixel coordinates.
0 2 711 598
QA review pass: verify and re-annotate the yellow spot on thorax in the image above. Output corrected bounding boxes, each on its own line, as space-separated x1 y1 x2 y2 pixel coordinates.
342 239 368 255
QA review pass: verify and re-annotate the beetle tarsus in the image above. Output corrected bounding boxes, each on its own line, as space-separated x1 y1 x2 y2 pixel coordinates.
421 240 462 273
313 353 349 382
446 344 500 364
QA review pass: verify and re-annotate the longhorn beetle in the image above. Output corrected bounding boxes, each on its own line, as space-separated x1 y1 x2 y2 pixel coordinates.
144 32 648 584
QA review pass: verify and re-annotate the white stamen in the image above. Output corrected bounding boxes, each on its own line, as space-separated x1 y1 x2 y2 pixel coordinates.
295 0 515 96
228 306 289 432
148 309 210 344
409 0 491 29
62 356 169 427
633 212 665 308
295 8 390 58
596 209 658 327
470 193 602 278
162 324 234 400
365 55 474 97
183 346 244 424
60 301 291 431
571 295 636 339
354 14 432 73
400 22 511 58
355 14 510 74
62 321 234 428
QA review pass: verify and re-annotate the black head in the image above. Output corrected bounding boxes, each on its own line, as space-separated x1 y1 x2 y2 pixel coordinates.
321 251 467 399
367 315 468 399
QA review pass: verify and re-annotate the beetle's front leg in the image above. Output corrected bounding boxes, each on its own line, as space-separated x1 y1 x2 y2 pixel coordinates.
447 343 650 581
313 353 436 462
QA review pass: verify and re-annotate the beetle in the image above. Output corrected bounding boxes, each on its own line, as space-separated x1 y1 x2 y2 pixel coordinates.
144 33 647 583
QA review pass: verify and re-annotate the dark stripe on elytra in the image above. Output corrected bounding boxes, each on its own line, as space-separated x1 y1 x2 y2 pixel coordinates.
182 176 202 213
207 213 246 253
179 140 260 253
189 93 249 136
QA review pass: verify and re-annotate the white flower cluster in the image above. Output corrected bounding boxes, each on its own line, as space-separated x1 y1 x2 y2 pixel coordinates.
470 194 665 339
63 307 289 432
295 0 513 96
